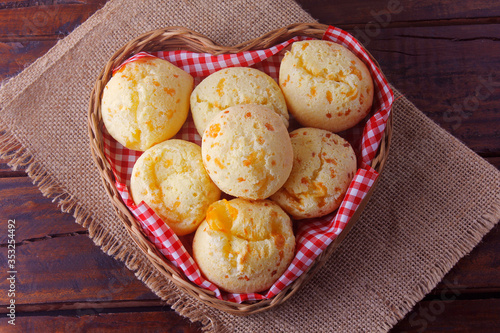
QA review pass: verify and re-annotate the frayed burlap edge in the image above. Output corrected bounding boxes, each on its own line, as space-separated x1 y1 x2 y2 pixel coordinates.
0 1 116 108
0 0 311 329
367 94 500 331
0 0 318 330
384 194 500 330
2 97 500 332
0 125 223 332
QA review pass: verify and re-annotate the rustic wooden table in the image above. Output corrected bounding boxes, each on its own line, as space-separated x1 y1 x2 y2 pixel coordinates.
0 1 499 332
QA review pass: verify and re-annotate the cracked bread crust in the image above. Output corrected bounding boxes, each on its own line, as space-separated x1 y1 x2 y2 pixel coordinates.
279 40 374 132
271 128 357 219
192 198 295 293
201 104 293 200
190 67 289 136
102 57 193 151
130 140 221 236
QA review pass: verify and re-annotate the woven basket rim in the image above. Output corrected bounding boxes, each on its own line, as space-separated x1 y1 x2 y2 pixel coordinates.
87 22 393 315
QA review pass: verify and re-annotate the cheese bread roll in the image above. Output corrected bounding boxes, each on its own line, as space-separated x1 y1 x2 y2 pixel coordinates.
102 57 193 151
130 140 221 235
201 104 293 200
193 198 295 293
271 128 357 219
279 40 373 132
191 67 288 136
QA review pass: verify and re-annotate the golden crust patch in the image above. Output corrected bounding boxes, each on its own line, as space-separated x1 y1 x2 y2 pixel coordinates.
192 199 295 293
102 57 193 151
278 40 374 132
130 140 221 235
270 128 357 219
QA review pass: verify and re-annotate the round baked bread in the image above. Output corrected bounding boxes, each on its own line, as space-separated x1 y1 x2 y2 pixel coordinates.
279 40 374 132
130 139 221 235
190 67 289 136
201 104 293 200
193 198 295 293
102 56 194 151
271 128 357 219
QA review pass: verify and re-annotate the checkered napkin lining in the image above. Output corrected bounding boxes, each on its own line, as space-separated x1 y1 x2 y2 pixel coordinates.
102 26 394 303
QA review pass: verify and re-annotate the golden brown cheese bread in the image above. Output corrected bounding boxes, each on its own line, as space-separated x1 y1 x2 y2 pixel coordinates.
102 57 193 151
279 40 374 132
130 140 221 235
193 198 295 293
201 104 293 200
271 128 357 219
190 67 288 136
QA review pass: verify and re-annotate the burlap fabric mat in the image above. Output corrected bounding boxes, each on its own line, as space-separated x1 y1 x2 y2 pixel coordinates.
1 1 499 332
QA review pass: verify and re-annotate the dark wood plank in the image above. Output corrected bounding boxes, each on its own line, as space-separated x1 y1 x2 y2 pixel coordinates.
0 159 26 177
392 299 500 332
0 0 105 7
0 0 495 40
0 176 498 315
297 0 500 27
0 178 157 309
486 156 500 169
0 177 85 243
0 40 56 80
0 1 107 40
0 234 157 309
0 138 27 177
0 309 203 333
431 223 500 294
1 299 163 314
359 24 500 155
1 299 499 333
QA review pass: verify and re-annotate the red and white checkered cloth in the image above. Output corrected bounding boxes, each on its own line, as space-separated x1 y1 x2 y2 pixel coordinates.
102 26 393 303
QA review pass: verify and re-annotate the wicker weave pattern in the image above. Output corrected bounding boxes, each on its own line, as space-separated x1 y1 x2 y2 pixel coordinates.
88 23 392 315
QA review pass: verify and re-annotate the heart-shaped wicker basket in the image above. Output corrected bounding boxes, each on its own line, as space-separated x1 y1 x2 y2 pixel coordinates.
88 22 392 315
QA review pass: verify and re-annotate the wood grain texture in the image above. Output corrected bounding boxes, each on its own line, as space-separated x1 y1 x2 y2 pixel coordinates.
299 0 500 27
0 234 157 308
487 156 500 169
360 24 500 155
0 177 85 244
0 1 107 40
1 300 499 333
0 160 26 177
391 299 500 332
431 224 500 294
0 177 497 312
0 40 57 79
0 309 203 333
